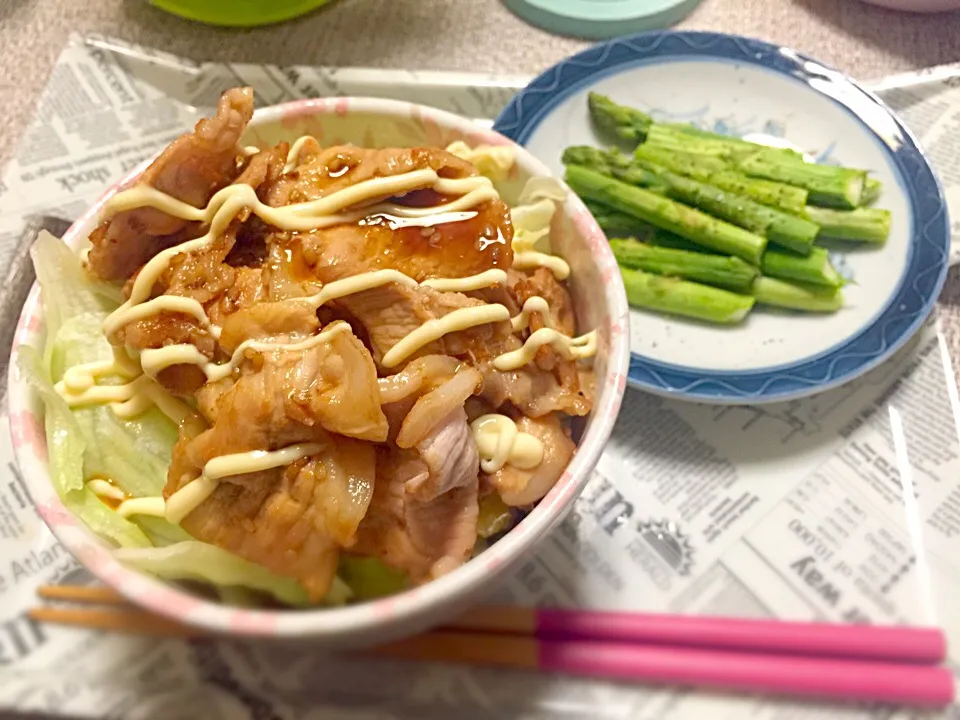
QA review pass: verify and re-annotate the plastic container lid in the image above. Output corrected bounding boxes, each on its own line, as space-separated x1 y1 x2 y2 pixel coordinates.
502 0 703 39
148 0 332 27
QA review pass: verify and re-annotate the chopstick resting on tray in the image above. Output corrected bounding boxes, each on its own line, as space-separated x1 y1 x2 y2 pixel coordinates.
33 585 955 707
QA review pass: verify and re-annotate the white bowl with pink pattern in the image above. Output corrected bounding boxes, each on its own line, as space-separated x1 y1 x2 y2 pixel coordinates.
7 97 629 646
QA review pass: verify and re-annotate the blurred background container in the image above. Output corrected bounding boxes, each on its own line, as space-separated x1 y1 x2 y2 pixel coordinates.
859 0 960 11
149 0 333 26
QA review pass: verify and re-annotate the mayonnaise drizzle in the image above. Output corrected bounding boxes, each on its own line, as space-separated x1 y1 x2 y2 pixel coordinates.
102 170 498 339
118 442 324 524
471 414 544 473
513 251 571 280
510 296 553 333
135 266 513 381
61 347 140 393
421 269 507 293
493 328 599 372
87 478 126 502
381 304 511 368
141 322 353 383
282 136 314 173
56 339 199 429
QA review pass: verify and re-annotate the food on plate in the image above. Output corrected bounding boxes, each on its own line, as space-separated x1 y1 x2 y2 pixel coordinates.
23 87 598 607
562 92 893 325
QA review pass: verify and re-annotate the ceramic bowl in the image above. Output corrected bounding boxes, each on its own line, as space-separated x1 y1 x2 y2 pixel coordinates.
7 97 630 646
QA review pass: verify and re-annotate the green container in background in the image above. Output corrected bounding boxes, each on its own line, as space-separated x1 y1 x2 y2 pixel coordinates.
149 0 333 27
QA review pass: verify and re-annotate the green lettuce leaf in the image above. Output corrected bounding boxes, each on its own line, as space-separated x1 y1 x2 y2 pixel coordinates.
338 557 408 601
114 543 315 607
19 346 152 548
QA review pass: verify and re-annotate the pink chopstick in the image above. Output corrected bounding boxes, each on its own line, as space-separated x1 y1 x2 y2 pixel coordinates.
374 631 955 707
538 639 955 706
449 606 948 664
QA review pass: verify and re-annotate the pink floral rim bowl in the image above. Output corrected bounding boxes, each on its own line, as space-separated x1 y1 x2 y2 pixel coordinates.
7 97 629 646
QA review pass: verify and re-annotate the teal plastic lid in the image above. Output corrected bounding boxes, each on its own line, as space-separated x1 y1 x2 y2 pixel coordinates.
502 0 703 39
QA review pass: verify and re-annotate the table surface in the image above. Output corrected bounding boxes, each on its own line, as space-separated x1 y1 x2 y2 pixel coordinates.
3 0 960 369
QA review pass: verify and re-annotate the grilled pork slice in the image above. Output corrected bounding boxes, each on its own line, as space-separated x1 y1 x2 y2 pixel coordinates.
185 322 388 447
332 282 512 368
167 431 376 600
88 87 255 281
351 448 479 582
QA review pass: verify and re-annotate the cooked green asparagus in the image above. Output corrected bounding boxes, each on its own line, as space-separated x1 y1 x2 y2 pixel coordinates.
565 146 815 254
587 92 652 145
620 267 755 324
761 247 844 288
634 145 809 215
565 164 768 265
752 277 844 312
805 205 891 243
862 177 883 206
645 124 867 208
583 199 697 249
632 157 819 255
739 153 867 209
610 238 759 292
562 146 665 191
646 124 803 163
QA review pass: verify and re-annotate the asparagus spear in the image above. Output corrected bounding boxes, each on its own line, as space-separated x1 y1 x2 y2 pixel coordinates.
583 199 698 249
620 267 755 324
862 177 883 206
645 125 868 209
646 124 803 163
753 277 844 312
739 154 867 209
610 238 759 292
565 165 768 265
562 146 665 191
587 92 652 145
805 205 891 244
633 157 819 255
761 247 844 288
565 148 812 254
634 145 809 215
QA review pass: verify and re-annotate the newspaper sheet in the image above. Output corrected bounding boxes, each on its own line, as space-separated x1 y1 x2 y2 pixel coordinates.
1 35 959 720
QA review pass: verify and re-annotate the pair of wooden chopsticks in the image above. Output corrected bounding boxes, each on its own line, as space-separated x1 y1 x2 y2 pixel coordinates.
33 585 955 707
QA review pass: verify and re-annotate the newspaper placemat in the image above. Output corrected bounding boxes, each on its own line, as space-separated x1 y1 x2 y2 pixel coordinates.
1 34 960 720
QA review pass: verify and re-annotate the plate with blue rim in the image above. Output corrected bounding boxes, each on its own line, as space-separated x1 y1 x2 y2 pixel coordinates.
493 30 950 404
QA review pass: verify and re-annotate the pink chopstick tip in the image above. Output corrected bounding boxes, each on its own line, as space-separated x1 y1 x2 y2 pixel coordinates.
533 608 947 664
537 640 955 707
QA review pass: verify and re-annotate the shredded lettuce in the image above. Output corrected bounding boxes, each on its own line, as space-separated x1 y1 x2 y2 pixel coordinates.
518 176 567 205
509 177 568 256
338 557 408 601
477 492 514 539
445 141 515 183
115 543 315 607
19 346 153 548
31 231 118 366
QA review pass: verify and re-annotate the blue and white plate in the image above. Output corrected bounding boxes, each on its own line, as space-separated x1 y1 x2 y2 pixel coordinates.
494 31 950 404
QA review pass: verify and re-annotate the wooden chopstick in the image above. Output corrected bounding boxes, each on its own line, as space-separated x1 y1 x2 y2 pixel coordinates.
31 585 955 707
36 584 131 605
29 606 201 638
